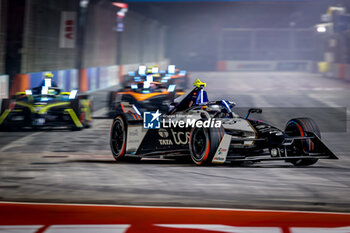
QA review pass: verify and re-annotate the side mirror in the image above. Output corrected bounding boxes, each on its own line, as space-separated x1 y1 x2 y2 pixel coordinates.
245 108 262 119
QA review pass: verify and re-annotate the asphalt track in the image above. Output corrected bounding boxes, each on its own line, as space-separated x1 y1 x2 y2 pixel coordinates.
1 72 350 212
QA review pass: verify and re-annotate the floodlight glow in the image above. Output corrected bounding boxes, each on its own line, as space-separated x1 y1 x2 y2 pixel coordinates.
317 25 327 33
138 65 146 75
69 90 78 99
168 65 176 74
167 84 176 92
146 75 153 83
131 84 138 89
25 90 32 95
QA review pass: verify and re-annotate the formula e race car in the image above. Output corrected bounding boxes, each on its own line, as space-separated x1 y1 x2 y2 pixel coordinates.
107 81 184 118
110 79 337 166
121 65 189 90
0 86 92 131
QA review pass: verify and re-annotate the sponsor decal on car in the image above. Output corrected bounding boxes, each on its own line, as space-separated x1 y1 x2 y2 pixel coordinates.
171 129 190 145
158 128 169 138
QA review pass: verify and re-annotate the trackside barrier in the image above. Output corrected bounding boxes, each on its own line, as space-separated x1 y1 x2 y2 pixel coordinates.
216 60 313 72
9 74 30 96
28 69 79 92
318 62 350 82
8 60 170 96
0 75 9 99
346 64 350 81
0 74 9 110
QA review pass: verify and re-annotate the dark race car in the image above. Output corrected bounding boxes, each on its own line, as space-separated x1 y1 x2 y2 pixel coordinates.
109 79 337 166
122 65 189 90
0 87 92 131
107 81 184 118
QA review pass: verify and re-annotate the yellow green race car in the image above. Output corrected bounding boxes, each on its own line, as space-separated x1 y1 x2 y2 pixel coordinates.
0 87 92 131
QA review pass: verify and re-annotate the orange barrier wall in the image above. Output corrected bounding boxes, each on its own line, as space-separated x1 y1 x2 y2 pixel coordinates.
216 61 227 71
119 65 124 83
79 69 88 92
339 64 346 80
9 74 30 96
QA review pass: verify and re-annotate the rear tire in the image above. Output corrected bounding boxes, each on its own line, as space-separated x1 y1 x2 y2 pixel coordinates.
285 118 320 166
110 116 127 161
189 120 224 165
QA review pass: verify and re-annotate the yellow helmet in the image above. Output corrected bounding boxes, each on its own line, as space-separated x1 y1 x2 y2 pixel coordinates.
44 72 54 78
193 79 206 88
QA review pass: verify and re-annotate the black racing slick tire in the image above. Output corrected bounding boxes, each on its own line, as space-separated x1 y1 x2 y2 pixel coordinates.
285 117 320 166
189 120 224 165
110 116 127 161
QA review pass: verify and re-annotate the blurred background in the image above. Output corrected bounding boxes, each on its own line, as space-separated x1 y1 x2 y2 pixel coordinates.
1 0 350 96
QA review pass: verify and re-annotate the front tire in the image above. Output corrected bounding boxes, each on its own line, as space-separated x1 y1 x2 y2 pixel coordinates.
110 116 127 161
285 118 320 166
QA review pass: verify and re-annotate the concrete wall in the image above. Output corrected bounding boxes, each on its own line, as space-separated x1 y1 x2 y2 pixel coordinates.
121 11 166 65
82 1 117 68
21 0 78 73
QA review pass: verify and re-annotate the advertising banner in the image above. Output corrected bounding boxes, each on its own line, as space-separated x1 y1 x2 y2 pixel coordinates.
59 11 77 48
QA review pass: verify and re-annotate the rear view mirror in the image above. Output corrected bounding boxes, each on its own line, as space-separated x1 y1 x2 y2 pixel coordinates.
245 108 262 119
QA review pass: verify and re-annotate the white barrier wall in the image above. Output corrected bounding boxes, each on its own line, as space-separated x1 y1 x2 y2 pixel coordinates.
0 74 9 99
0 74 9 110
217 60 313 72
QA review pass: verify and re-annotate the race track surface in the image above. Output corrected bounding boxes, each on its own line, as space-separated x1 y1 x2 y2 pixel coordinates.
0 72 350 212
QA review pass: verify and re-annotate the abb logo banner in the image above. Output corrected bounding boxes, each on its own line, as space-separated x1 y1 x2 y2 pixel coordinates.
59 11 76 48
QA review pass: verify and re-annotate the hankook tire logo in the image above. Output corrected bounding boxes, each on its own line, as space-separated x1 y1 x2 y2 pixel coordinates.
158 128 169 138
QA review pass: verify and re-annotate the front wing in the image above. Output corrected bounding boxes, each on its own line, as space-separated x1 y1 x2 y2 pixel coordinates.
212 132 338 164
